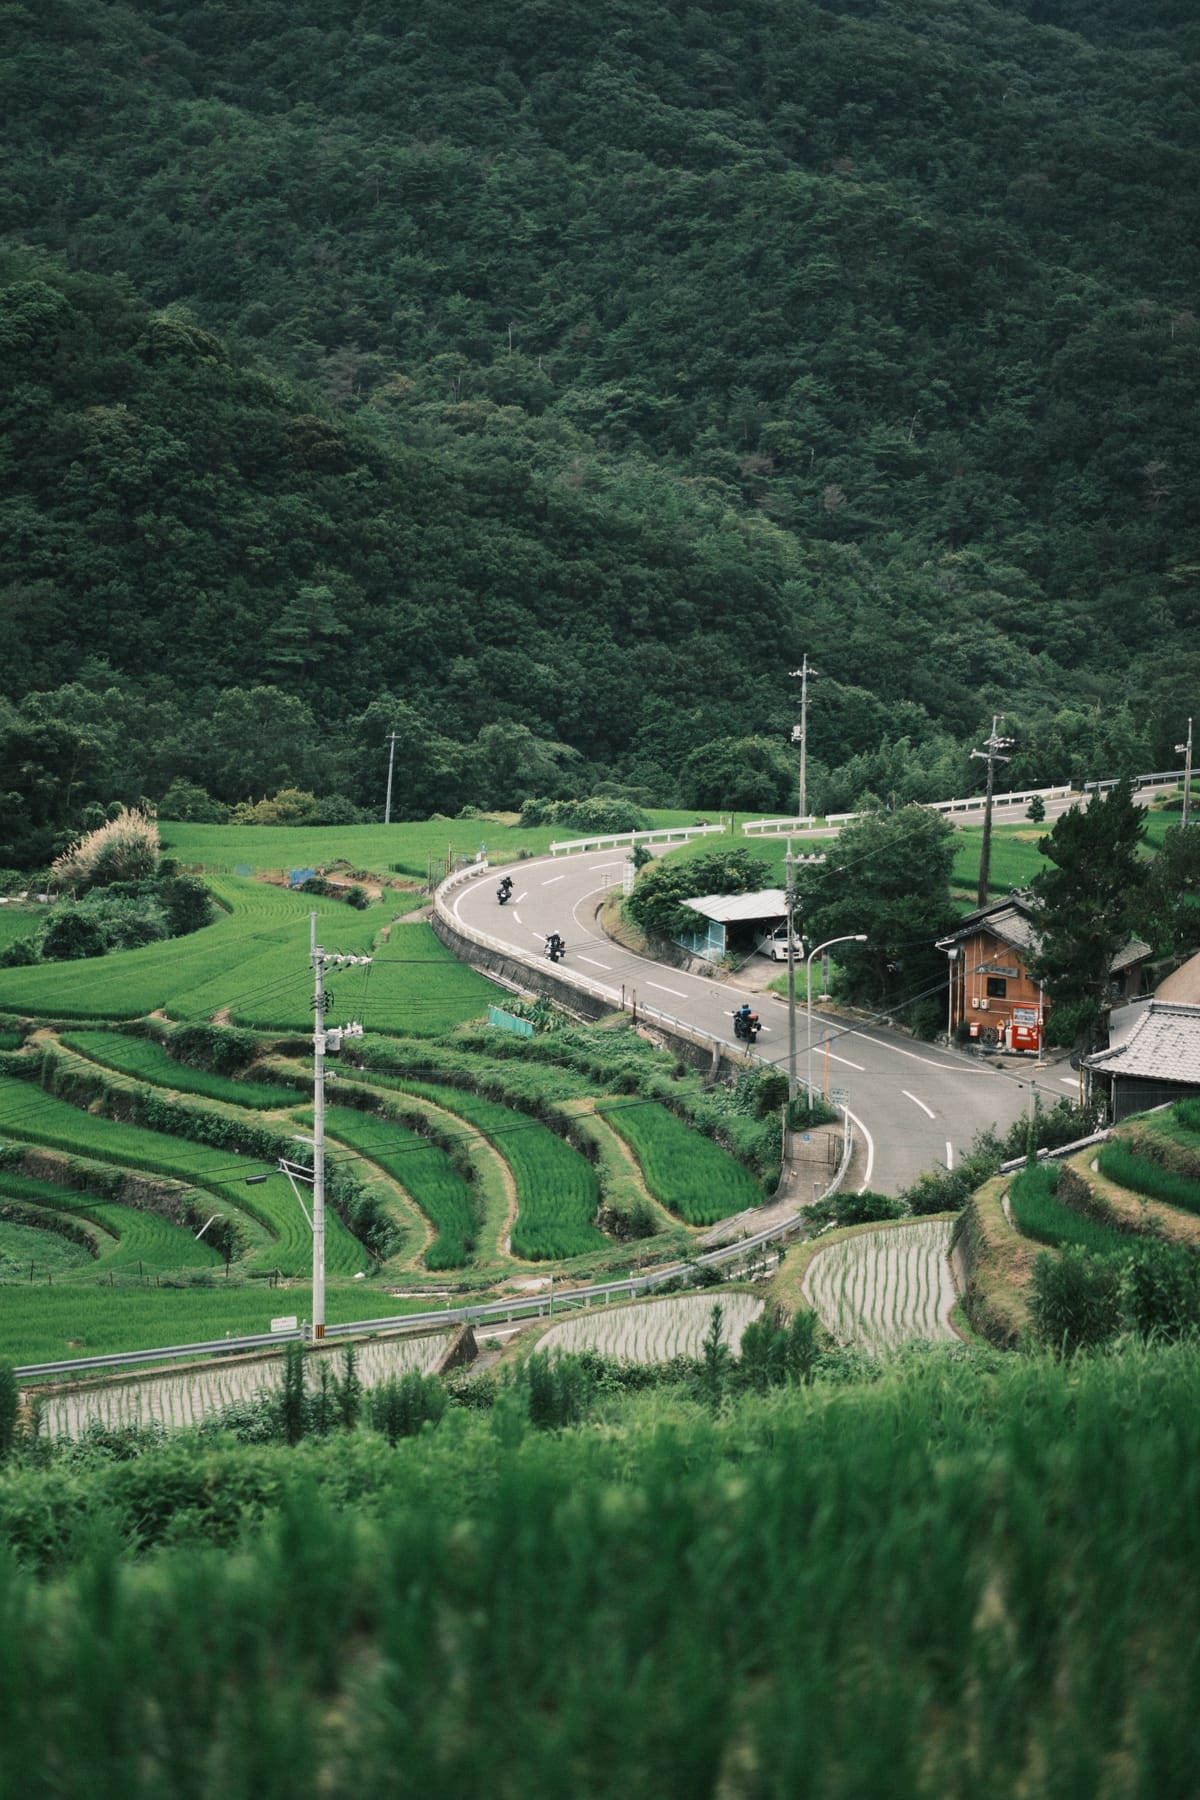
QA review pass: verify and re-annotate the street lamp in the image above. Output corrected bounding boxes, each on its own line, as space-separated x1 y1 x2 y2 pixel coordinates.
806 934 867 1101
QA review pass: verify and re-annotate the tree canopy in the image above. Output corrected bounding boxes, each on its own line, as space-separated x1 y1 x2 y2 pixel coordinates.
0 0 1197 860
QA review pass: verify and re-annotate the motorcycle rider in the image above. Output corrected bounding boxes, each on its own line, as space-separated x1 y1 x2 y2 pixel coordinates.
546 931 564 962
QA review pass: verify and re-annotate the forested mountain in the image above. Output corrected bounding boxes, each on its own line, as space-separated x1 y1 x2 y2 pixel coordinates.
2 0 1198 860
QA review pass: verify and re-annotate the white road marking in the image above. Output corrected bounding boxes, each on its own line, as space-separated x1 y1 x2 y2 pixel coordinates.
541 874 565 885
646 981 687 998
847 1107 875 1189
946 1141 954 1170
577 956 611 971
825 1050 865 1071
841 1030 994 1075
512 910 522 924
1060 1078 1077 1088
903 1090 936 1119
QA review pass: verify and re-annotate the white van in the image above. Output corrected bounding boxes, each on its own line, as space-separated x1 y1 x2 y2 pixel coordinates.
757 925 794 962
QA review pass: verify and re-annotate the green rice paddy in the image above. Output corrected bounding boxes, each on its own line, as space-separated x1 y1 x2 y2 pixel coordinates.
597 1096 764 1225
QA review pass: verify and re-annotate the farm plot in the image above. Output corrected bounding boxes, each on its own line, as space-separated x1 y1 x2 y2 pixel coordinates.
537 1291 764 1362
60 1032 290 1109
396 1080 605 1259
803 1219 958 1354
324 1105 479 1270
0 1075 365 1275
0 1170 222 1273
596 1097 763 1225
36 1330 454 1440
0 1218 94 1278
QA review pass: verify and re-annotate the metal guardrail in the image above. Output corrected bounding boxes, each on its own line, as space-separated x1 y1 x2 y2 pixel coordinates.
998 1129 1109 1175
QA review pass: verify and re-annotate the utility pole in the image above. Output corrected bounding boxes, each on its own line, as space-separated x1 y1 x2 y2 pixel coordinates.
1176 717 1194 829
790 657 817 822
310 916 326 1338
280 918 368 1341
785 841 798 1099
383 732 400 825
971 714 1014 908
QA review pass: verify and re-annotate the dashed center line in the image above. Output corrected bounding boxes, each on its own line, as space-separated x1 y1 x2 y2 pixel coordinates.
903 1090 936 1119
646 981 687 998
946 1141 955 1169
577 956 611 970
541 874 565 886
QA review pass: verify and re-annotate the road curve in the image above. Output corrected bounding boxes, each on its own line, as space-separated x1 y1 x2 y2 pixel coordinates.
448 851 1058 1195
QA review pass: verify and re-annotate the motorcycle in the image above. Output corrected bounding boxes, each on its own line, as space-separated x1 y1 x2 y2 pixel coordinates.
545 934 566 963
732 1009 761 1045
497 885 511 905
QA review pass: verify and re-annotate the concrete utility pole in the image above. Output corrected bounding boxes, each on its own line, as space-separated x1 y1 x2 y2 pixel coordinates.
1176 717 1194 829
971 714 1014 908
282 919 368 1340
384 732 401 825
785 841 798 1099
790 657 817 821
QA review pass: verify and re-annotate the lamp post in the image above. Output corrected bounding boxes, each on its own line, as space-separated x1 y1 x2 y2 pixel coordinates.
806 934 866 1100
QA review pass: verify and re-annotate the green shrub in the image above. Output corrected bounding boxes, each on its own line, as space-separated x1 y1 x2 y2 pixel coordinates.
367 1371 447 1443
1030 1248 1121 1353
1119 1241 1200 1342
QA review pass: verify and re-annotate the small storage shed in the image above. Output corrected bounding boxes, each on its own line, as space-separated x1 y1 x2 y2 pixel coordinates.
676 889 789 960
1083 1002 1200 1121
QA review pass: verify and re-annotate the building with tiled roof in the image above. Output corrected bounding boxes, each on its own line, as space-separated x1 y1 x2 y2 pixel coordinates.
1083 1000 1200 1121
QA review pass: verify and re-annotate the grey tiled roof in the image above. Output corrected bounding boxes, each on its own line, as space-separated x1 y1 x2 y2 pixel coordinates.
1084 1003 1200 1084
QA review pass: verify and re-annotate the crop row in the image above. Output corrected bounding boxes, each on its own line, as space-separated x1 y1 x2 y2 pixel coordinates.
324 1105 479 1270
1009 1164 1131 1255
0 1075 366 1275
37 1331 453 1440
803 1219 958 1353
1097 1141 1200 1216
396 1080 606 1259
59 1031 289 1110
537 1292 764 1363
596 1096 763 1225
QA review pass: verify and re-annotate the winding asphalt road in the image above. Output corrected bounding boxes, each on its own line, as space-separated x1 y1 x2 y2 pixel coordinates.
448 849 1070 1195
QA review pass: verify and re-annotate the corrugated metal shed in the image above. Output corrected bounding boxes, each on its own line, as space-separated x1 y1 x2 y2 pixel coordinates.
680 889 788 925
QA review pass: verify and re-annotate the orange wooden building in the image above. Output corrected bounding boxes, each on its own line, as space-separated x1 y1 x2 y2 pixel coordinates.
937 891 1149 1053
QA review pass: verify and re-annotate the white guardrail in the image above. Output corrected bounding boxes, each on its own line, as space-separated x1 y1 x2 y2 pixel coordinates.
744 772 1188 837
550 822 725 855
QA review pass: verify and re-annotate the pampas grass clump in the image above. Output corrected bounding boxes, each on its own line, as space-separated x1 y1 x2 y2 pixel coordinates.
50 807 160 893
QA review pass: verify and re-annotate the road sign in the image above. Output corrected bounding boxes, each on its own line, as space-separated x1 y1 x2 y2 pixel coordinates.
270 1315 299 1333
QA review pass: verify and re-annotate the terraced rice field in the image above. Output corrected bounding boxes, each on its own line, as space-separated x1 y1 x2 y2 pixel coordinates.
596 1097 763 1225
0 1074 365 1275
0 880 496 1035
537 1291 764 1362
324 1104 479 1269
395 1080 606 1259
36 1331 453 1439
0 1171 223 1272
803 1219 958 1353
60 1031 291 1109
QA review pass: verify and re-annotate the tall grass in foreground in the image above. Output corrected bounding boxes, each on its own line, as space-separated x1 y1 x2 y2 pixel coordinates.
2 1343 1200 1795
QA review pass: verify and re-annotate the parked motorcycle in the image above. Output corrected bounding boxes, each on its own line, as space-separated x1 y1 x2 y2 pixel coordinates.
732 1008 761 1044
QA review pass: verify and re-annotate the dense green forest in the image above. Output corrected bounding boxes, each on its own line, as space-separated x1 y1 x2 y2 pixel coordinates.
2 0 1198 862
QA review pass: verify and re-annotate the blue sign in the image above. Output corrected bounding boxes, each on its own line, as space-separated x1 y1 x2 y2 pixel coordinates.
288 868 317 888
